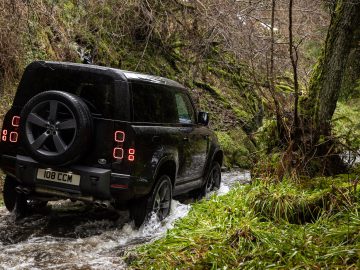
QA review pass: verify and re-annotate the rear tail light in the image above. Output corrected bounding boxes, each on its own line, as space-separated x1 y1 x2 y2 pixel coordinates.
12 116 20 127
1 129 8 141
9 132 18 143
113 130 135 161
1 115 20 143
113 147 124 159
114 131 125 142
128 148 135 161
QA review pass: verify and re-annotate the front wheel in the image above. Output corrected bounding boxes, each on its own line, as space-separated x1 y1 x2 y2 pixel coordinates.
130 175 173 227
202 161 221 196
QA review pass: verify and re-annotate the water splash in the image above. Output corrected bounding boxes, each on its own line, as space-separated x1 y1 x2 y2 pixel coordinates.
0 170 250 269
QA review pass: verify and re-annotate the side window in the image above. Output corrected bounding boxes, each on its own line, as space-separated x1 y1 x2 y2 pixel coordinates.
175 92 196 124
76 83 113 117
131 82 178 123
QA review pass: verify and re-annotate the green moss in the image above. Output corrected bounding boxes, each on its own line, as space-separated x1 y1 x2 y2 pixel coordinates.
207 66 248 90
215 130 255 169
276 82 293 93
333 98 360 150
232 107 249 119
255 118 278 152
193 81 224 100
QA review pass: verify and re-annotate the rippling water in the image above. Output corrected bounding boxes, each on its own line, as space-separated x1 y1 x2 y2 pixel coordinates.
0 170 250 270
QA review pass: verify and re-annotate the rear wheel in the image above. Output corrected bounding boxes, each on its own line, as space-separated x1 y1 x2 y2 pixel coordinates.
3 176 17 212
130 175 172 227
3 176 28 217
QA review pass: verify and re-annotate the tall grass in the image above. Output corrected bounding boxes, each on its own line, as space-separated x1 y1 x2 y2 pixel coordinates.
128 175 360 269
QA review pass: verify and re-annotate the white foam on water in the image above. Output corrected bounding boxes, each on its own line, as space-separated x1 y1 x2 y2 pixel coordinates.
0 170 250 270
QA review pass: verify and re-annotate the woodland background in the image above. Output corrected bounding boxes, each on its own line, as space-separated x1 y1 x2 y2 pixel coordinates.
0 1 359 268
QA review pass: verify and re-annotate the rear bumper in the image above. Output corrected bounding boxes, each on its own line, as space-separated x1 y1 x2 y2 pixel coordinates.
0 154 149 202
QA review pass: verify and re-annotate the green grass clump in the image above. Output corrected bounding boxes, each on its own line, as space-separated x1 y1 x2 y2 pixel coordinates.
333 99 360 150
129 176 360 269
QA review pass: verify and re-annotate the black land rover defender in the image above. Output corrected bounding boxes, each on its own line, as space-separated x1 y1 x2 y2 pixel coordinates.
0 61 223 226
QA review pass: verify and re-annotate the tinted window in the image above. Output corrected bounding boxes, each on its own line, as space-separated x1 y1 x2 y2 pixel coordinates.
175 92 196 124
131 82 178 123
14 67 115 117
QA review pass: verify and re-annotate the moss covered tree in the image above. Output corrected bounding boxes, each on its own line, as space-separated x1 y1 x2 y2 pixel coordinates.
299 0 360 174
339 26 360 100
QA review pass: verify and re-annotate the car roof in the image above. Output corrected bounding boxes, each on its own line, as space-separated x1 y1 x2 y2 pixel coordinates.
32 61 186 89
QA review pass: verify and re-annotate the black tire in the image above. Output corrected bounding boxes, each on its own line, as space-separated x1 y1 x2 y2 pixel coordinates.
3 175 28 217
201 161 221 197
130 175 173 227
3 175 17 212
20 90 93 166
13 193 28 218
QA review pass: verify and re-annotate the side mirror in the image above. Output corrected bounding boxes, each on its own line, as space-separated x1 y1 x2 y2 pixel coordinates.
198 112 209 126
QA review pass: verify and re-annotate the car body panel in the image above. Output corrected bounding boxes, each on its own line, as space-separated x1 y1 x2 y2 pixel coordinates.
0 61 223 207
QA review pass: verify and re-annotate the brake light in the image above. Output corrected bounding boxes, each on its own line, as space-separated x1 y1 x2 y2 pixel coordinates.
113 130 135 161
9 132 18 143
113 130 125 160
1 129 7 141
113 147 124 159
1 115 20 143
114 131 125 142
12 116 20 127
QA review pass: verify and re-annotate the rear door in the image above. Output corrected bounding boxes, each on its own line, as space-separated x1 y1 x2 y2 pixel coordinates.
174 91 209 180
129 82 184 182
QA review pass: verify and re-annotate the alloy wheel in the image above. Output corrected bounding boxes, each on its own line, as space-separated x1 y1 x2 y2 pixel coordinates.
205 164 220 194
152 179 172 221
25 100 77 156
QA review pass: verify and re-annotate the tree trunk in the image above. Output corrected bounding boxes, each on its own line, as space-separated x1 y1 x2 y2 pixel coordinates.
339 27 360 100
298 0 360 175
305 0 360 136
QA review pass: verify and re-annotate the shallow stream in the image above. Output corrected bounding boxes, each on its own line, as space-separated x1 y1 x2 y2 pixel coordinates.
0 170 250 270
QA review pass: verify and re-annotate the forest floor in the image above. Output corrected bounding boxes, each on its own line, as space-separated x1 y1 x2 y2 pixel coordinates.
129 174 360 269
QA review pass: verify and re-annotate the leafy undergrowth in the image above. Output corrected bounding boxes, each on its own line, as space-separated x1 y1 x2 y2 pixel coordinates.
128 175 360 269
333 98 360 151
215 130 256 169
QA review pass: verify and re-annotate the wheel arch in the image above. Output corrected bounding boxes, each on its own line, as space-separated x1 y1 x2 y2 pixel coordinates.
202 148 223 181
154 158 177 188
212 149 224 167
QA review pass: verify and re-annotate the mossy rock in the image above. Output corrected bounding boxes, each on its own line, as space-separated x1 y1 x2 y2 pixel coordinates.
215 129 255 169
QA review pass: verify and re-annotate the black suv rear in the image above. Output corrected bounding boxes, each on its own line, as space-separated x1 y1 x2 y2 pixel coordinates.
0 61 223 226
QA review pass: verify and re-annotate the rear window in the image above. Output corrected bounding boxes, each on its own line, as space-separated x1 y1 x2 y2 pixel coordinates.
131 82 178 123
14 66 115 118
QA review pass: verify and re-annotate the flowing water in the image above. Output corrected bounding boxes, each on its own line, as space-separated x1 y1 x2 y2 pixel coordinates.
0 170 250 270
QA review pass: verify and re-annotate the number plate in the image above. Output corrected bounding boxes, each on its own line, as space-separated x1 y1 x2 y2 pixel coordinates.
37 169 80 186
